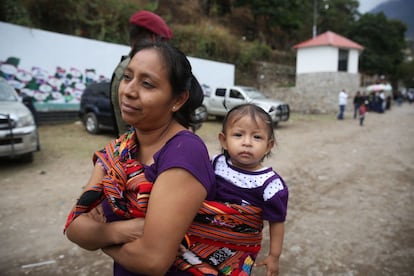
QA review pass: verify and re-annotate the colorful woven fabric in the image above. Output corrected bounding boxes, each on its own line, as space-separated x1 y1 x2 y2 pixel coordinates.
64 130 153 232
175 201 264 275
64 130 264 275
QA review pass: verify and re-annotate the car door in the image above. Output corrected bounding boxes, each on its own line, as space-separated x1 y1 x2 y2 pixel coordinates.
208 88 227 115
224 88 246 111
95 82 112 127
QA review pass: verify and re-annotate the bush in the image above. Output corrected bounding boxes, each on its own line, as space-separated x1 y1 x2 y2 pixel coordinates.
172 22 276 72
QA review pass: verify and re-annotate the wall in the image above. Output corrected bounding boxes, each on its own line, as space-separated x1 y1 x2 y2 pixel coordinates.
348 49 360 74
296 46 361 75
262 71 361 113
189 56 234 93
0 22 234 110
250 60 361 113
296 47 338 73
254 61 296 90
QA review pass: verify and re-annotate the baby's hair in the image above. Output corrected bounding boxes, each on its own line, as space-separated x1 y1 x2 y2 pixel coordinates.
221 103 275 158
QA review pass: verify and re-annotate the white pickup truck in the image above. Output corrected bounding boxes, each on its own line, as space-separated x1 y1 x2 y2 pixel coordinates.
197 86 289 125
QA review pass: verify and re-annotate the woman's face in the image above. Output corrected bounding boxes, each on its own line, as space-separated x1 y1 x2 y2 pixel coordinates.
119 48 176 130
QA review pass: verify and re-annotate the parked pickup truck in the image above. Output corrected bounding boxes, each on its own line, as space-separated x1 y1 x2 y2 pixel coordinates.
198 86 289 125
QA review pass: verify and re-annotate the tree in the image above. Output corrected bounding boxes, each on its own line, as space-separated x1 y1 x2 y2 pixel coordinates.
316 0 359 35
2 0 142 44
398 59 414 88
0 0 32 26
234 0 313 49
199 0 232 16
348 12 407 86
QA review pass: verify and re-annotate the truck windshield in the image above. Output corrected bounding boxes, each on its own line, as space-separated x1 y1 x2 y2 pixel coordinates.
0 81 19 102
243 87 266 99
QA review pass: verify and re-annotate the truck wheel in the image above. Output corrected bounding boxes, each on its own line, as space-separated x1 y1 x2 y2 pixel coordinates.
194 106 209 122
20 152 34 163
84 112 100 134
215 115 224 121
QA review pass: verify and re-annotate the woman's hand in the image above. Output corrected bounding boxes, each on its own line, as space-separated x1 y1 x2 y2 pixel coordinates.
109 218 144 245
83 203 145 245
86 204 106 223
82 204 145 245
66 214 145 250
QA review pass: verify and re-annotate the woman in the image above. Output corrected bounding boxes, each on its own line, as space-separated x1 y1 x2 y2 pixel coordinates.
65 41 215 275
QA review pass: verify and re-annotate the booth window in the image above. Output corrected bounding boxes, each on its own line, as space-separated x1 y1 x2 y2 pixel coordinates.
338 49 349 72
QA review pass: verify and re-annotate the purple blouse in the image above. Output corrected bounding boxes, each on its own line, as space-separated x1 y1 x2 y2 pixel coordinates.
213 154 288 222
100 130 215 275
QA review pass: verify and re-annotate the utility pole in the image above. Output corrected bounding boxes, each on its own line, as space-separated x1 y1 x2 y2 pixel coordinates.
313 0 317 37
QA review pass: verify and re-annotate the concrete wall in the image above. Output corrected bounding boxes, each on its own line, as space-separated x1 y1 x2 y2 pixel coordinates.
296 46 361 74
296 46 338 73
348 49 360 74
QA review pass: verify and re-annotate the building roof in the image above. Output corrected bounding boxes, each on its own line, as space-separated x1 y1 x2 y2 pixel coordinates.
293 31 364 50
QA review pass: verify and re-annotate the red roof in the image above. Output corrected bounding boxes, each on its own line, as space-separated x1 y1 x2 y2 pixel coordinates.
293 31 364 50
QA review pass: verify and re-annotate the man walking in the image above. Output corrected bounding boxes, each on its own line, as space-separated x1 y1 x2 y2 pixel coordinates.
337 88 348 120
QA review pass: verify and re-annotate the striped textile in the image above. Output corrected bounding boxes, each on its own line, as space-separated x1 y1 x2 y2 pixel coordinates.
176 201 263 275
64 130 152 232
64 130 265 275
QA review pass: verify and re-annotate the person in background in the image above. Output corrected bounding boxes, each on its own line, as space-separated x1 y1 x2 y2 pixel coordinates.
182 103 288 275
408 89 414 104
17 88 40 150
337 88 348 120
378 90 386 113
396 90 403 106
353 91 363 119
111 10 173 137
64 41 215 275
359 101 367 126
361 91 368 108
16 88 39 126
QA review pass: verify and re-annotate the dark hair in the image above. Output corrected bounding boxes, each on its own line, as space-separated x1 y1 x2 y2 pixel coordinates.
129 41 204 130
221 103 275 159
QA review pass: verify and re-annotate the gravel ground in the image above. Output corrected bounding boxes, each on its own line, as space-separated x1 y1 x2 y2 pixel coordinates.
0 104 413 276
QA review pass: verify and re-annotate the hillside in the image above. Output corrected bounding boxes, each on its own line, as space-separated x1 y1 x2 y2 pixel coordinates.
370 0 414 39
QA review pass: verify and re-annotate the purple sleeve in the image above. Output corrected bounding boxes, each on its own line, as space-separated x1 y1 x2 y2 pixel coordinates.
262 175 289 222
145 131 216 200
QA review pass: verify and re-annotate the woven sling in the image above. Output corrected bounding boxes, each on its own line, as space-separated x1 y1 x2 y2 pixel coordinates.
64 130 264 275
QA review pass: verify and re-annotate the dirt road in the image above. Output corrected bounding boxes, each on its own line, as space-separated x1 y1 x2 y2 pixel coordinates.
0 104 413 275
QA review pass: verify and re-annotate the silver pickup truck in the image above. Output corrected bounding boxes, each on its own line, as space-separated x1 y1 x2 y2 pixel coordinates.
197 86 289 125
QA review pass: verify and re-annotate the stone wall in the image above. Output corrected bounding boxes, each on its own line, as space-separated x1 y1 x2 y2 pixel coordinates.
250 61 362 114
254 61 296 88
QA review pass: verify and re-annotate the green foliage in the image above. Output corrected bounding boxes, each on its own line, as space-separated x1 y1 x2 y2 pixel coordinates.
0 0 32 26
5 0 142 44
0 0 410 85
398 60 414 88
234 0 311 49
348 12 406 80
172 23 240 62
238 42 272 69
172 22 273 71
317 0 359 35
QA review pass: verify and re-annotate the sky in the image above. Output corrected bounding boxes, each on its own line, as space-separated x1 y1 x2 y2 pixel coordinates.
358 0 388 13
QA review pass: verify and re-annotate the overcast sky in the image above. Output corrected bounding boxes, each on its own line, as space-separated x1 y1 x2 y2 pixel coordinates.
358 0 388 13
